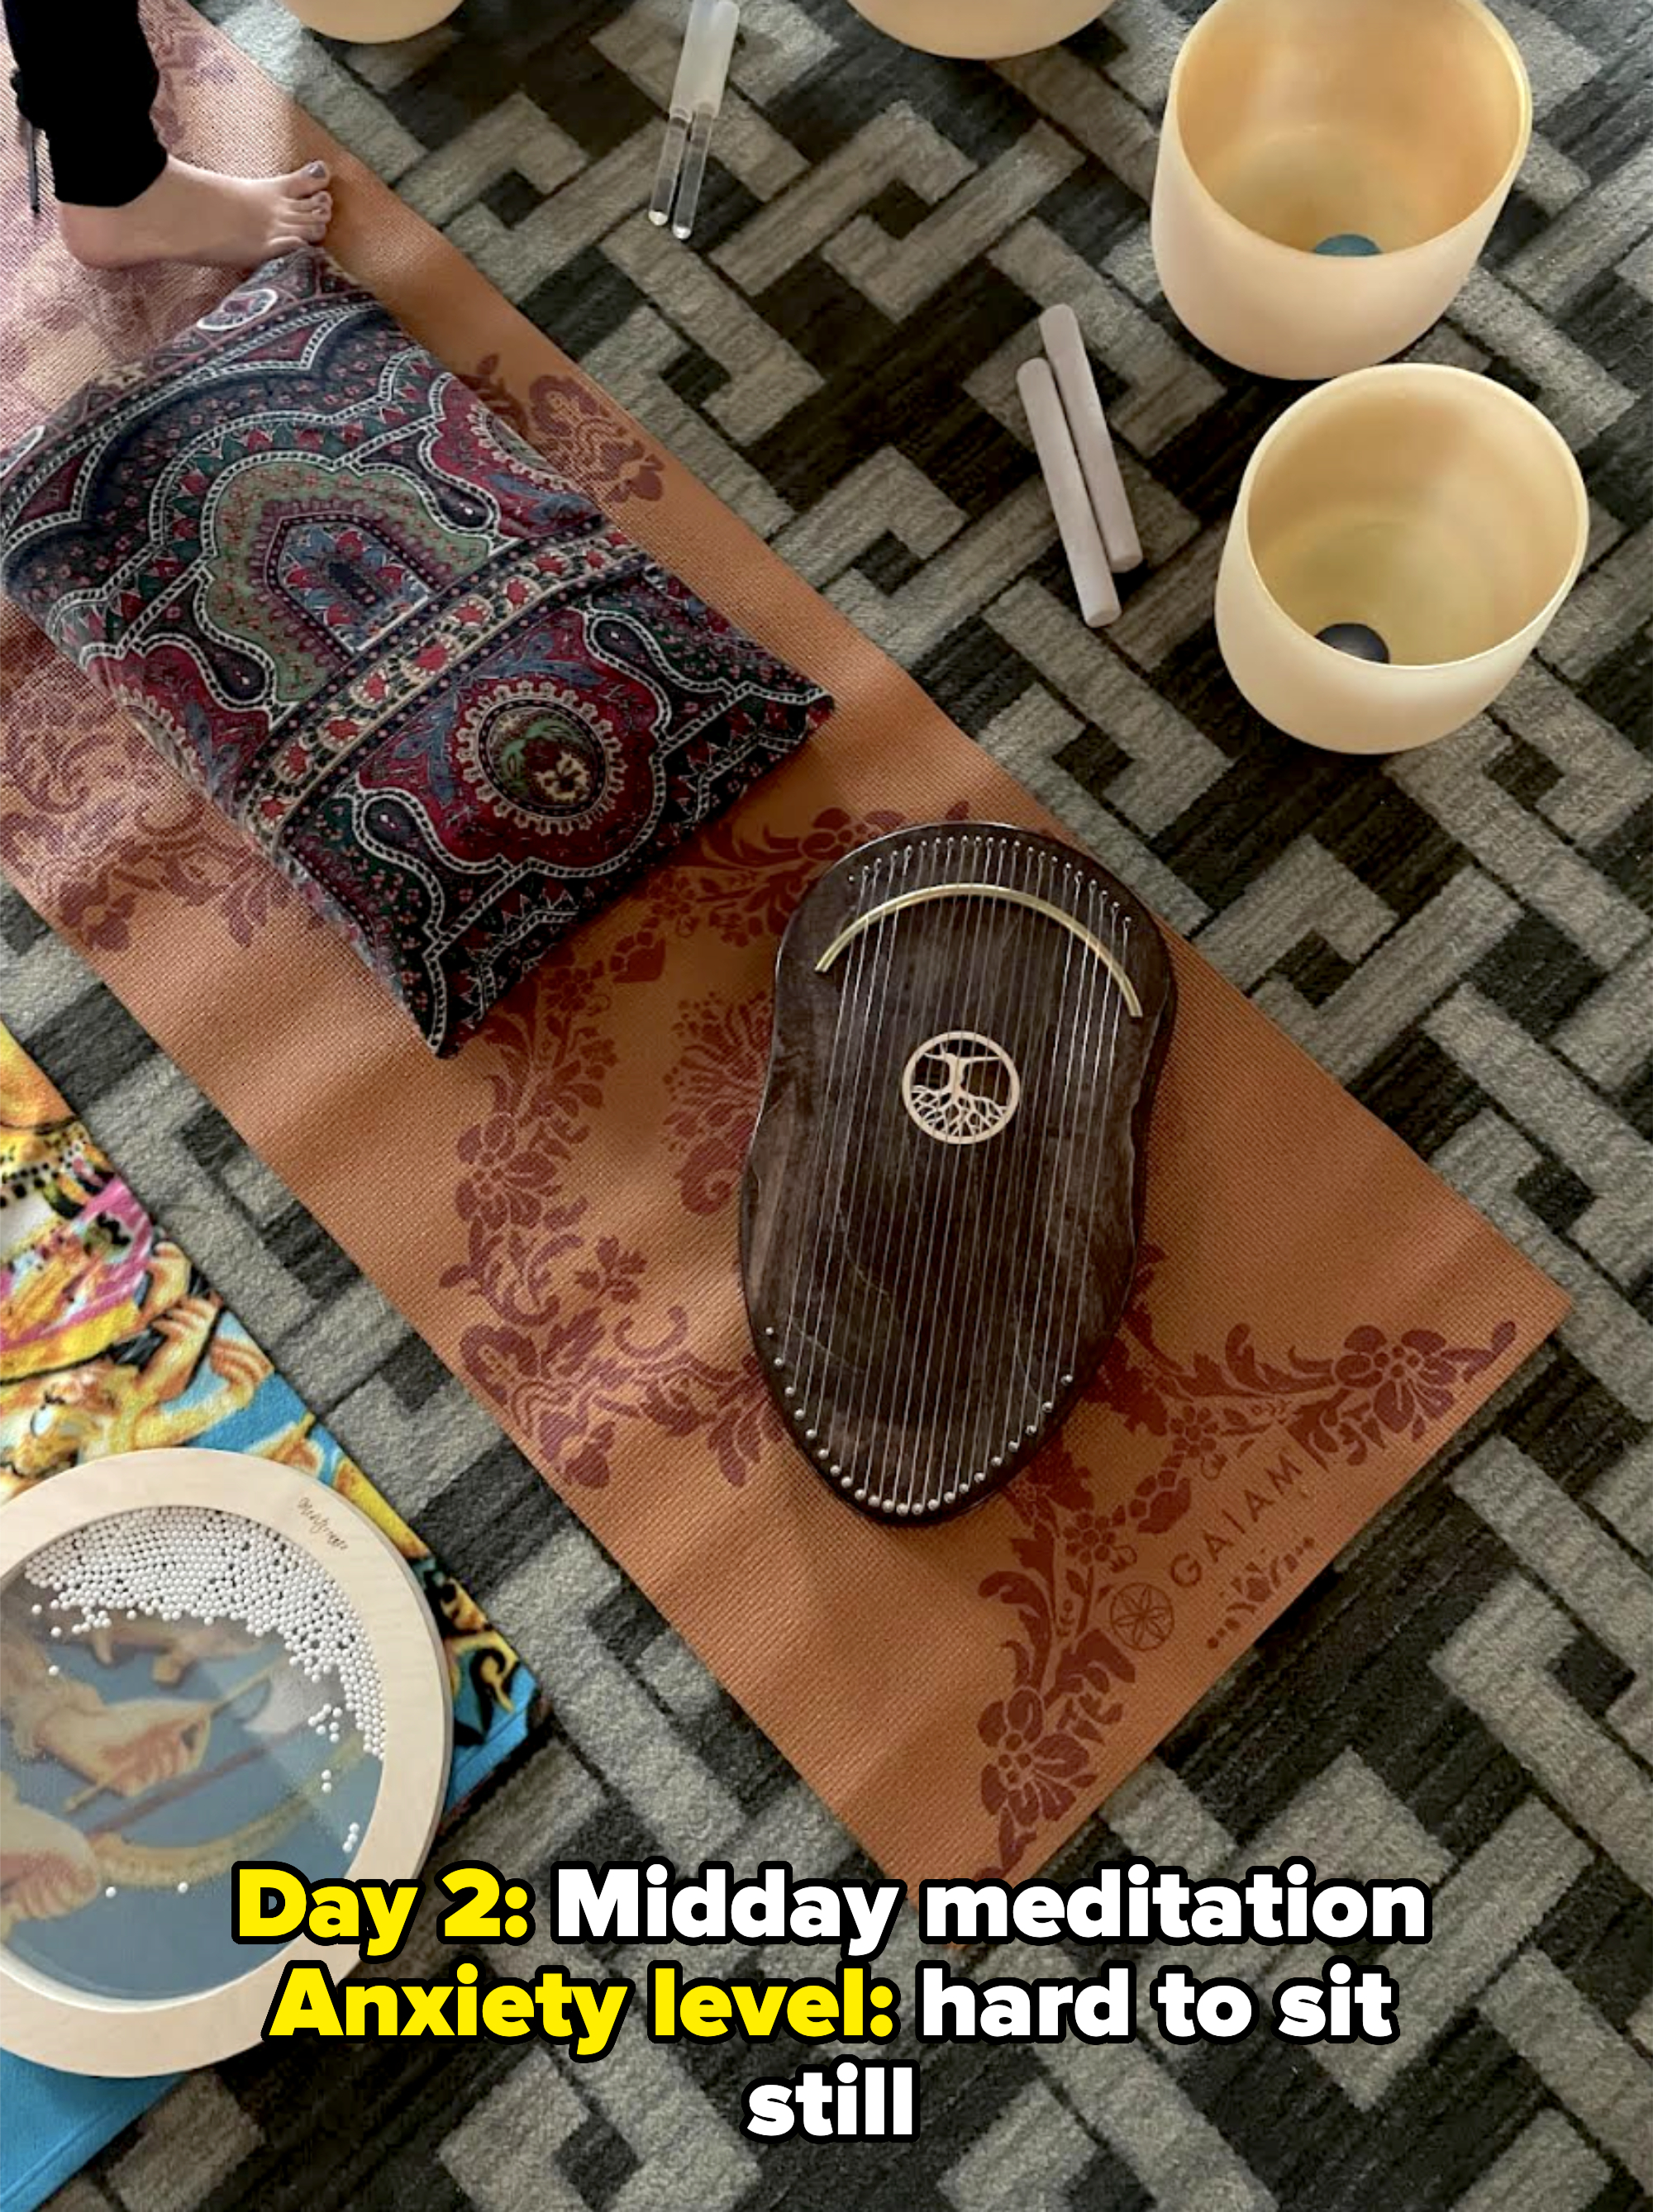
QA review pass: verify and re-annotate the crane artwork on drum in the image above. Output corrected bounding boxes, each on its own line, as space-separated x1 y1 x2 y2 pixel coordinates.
740 822 1177 1525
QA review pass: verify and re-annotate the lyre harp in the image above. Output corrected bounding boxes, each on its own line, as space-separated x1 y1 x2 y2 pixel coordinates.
741 823 1176 1524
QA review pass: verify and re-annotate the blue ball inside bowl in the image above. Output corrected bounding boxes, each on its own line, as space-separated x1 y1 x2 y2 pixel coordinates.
1317 621 1391 663
1313 233 1382 257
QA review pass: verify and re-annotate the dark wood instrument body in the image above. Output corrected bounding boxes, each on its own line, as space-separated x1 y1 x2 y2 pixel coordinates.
741 823 1176 1525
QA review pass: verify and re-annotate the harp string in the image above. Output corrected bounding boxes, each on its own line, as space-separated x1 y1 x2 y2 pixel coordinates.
895 831 1012 1514
793 842 912 1453
778 852 881 1378
784 853 889 1415
946 839 1056 1507
1034 875 1112 1431
1003 844 1077 1468
1062 910 1131 1396
912 831 1005 1507
935 831 1022 1509
822 840 929 1504
884 832 973 1512
1079 900 1131 1382
1047 894 1127 1422
1012 869 1093 1470
994 850 1083 1492
931 830 1019 1508
874 831 994 1513
823 833 950 1500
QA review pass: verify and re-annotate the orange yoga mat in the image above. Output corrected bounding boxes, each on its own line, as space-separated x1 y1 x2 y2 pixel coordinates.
0 0 1566 1888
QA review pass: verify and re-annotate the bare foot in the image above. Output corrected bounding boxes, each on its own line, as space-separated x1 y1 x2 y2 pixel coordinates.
57 156 333 273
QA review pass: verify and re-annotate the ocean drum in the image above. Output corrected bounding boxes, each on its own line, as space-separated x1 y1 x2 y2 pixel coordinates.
0 1452 450 2072
1214 365 1589 754
1151 0 1531 380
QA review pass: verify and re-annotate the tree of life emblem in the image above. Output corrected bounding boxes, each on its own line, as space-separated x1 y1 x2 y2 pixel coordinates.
901 1031 1022 1146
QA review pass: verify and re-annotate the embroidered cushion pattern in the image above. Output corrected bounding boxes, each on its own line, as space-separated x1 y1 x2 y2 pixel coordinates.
0 252 832 1054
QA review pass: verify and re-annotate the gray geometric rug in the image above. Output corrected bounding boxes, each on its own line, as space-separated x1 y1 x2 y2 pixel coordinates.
2 0 1650 2204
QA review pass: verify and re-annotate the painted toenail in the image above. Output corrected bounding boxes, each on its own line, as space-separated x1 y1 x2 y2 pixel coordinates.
308 162 326 177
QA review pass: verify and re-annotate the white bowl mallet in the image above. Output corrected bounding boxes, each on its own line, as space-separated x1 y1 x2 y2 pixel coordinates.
1020 305 1143 626
650 0 741 243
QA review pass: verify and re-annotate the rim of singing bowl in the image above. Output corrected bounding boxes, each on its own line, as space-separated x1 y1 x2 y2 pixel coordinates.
840 0 1108 59
1231 364 1589 676
279 0 462 41
1165 0 1532 264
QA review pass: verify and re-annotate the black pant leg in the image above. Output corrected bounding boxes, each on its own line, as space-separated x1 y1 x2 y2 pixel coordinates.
4 0 167 207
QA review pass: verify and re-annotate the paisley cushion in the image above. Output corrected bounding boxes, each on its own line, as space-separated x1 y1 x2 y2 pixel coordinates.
0 251 832 1054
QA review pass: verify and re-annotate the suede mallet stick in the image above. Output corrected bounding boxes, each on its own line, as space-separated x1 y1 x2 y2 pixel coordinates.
1018 357 1121 627
1040 303 1141 573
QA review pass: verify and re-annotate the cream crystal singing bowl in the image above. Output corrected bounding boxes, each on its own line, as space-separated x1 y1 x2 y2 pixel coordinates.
279 0 460 40
841 0 1110 59
1152 0 1532 380
1214 364 1589 754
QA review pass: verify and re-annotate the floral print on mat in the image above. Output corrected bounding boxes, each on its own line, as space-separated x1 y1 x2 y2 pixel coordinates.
0 250 831 1054
974 1244 1517 1876
444 805 920 1488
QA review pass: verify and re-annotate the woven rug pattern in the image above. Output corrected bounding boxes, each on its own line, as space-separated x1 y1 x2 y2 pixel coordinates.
1 0 1650 2205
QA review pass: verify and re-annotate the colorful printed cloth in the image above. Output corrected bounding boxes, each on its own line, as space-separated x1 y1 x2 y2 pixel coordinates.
0 251 831 1054
0 1020 536 1768
0 1019 540 2212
